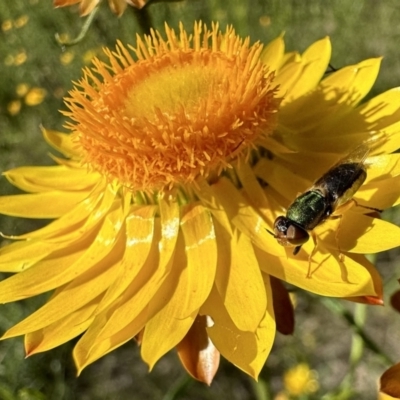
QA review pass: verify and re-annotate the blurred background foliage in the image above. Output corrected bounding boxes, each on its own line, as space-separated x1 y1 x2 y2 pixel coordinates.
1 0 400 399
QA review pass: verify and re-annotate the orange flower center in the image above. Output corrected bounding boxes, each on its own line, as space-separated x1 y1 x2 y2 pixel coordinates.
64 22 280 192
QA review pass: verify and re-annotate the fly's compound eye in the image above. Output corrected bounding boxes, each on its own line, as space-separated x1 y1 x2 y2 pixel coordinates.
273 216 309 247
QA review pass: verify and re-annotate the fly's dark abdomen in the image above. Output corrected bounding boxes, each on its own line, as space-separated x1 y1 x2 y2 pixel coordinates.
286 190 330 231
314 163 367 204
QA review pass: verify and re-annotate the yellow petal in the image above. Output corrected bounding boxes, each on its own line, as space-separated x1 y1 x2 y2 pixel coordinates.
158 194 180 271
108 0 127 15
198 178 285 257
141 233 197 369
0 209 123 306
42 127 81 158
75 307 148 373
179 204 218 315
4 166 98 193
276 38 331 103
331 86 400 137
0 191 90 218
287 37 331 101
201 279 275 379
254 157 310 206
365 154 400 181
323 57 381 108
235 160 275 224
25 298 98 354
214 223 267 332
361 178 400 209
13 182 113 240
92 213 168 344
255 244 378 298
94 205 157 313
0 238 85 274
337 214 400 253
260 34 285 73
79 0 99 15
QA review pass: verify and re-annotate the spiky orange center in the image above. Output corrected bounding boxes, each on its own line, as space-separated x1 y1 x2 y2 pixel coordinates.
64 22 279 192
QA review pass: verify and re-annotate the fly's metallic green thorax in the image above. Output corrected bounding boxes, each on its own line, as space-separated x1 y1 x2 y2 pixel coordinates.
271 144 370 255
286 190 329 231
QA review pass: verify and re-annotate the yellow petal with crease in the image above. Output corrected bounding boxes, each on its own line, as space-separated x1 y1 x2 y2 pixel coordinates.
254 157 310 204
0 191 90 218
286 37 331 101
141 232 199 369
179 204 217 315
0 206 124 304
235 160 275 224
77 308 148 373
0 239 72 272
335 214 400 253
42 127 81 158
95 206 157 312
2 245 123 338
73 310 113 373
93 222 162 341
158 195 180 270
25 298 99 354
214 223 267 332
323 58 381 107
361 175 400 208
255 244 378 298
260 35 285 73
0 240 86 277
205 178 285 257
14 183 113 240
4 166 99 192
201 279 275 379
331 87 400 136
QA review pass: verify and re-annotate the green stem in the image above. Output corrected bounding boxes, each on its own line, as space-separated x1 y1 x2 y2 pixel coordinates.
250 377 272 400
321 297 394 366
55 6 99 47
162 374 192 400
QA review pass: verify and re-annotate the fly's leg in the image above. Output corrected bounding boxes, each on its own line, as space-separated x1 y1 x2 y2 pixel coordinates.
334 214 345 263
307 231 318 279
352 198 382 214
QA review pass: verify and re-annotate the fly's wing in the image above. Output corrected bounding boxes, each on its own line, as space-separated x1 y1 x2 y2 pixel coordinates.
312 143 369 211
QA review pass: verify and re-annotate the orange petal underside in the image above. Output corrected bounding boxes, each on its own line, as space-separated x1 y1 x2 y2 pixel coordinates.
390 289 400 313
176 315 220 386
380 362 400 398
270 276 295 335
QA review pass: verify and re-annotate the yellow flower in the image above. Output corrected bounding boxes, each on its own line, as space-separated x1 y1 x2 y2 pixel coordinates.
14 15 29 29
7 100 22 116
283 363 319 396
53 0 149 16
1 22 400 384
24 87 47 106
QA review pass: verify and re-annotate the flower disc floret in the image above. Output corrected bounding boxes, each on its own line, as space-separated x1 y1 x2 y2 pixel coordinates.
64 22 279 192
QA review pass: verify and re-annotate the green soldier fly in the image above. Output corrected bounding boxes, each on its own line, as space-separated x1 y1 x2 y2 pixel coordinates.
271 143 378 255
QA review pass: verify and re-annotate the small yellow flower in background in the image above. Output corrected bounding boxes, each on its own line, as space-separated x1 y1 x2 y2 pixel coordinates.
24 88 47 106
0 21 400 384
53 0 149 16
16 83 30 97
1 20 13 32
14 15 29 29
60 51 75 65
14 51 27 66
82 48 102 64
284 363 319 396
7 100 22 116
